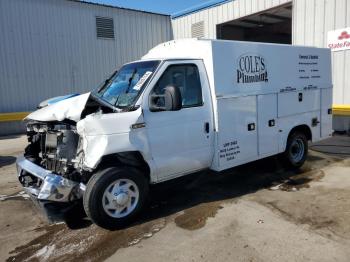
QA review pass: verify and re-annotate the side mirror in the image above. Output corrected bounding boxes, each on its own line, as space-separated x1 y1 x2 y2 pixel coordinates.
150 85 182 112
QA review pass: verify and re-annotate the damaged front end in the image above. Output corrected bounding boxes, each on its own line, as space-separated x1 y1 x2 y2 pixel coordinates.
16 90 144 204
16 60 157 207
16 91 119 203
15 93 96 203
17 121 87 202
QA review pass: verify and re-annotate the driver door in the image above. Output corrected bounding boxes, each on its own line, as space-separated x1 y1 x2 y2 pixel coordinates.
142 60 214 181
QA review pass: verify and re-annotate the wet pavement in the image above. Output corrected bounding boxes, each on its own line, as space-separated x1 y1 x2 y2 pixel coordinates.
0 134 349 262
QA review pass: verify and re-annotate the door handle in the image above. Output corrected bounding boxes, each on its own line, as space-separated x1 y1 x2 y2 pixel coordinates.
247 123 255 131
298 93 303 102
268 119 275 127
312 117 320 127
204 122 210 133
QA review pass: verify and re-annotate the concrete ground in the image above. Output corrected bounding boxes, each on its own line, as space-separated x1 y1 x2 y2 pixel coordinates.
1 134 350 262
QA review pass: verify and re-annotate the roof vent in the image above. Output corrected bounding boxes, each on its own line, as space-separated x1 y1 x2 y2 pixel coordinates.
96 16 114 39
191 21 205 38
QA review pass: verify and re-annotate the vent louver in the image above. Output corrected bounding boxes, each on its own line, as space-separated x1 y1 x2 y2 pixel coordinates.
191 21 204 38
96 16 114 39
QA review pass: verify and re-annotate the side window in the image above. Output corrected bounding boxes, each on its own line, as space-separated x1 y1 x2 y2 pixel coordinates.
152 64 203 108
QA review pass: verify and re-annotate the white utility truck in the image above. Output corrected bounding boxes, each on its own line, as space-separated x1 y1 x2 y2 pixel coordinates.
17 39 332 229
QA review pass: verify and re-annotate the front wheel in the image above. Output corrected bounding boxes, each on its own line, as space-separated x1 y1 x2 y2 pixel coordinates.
283 132 308 169
83 166 148 230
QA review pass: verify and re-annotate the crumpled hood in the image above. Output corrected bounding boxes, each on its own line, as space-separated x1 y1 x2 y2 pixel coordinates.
25 93 91 122
25 92 146 170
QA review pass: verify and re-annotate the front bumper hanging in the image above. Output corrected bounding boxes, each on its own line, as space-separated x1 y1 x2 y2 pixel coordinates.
16 156 85 202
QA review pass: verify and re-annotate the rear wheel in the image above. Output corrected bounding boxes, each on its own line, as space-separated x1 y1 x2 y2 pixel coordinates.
83 166 148 230
283 131 308 168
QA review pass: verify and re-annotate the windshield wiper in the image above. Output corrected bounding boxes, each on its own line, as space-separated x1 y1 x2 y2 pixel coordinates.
114 69 137 108
126 69 137 94
97 70 118 93
90 92 121 112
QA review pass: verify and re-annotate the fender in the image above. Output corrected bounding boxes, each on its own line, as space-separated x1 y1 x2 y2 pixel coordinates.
76 108 157 182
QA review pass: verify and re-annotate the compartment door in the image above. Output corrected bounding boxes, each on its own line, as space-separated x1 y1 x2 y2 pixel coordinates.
217 96 258 170
278 89 320 118
257 94 279 156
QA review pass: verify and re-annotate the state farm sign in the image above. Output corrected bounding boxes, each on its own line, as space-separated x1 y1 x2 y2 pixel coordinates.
327 27 350 52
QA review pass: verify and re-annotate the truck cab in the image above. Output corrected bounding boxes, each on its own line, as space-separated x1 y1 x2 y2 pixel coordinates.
17 39 332 229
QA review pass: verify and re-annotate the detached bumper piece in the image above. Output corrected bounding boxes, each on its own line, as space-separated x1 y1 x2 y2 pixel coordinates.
16 156 85 202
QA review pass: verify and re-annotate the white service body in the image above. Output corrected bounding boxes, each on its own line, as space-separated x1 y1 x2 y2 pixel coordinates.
141 39 332 179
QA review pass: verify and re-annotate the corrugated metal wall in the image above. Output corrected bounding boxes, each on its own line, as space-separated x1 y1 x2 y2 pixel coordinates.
0 0 172 135
172 0 291 39
293 0 350 107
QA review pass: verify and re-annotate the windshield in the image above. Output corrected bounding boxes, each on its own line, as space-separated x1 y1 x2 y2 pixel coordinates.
94 60 160 108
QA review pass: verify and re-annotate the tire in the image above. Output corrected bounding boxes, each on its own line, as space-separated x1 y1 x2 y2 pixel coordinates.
283 131 308 169
83 166 148 230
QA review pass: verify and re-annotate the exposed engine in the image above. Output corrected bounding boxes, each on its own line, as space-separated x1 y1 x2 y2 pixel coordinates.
22 95 117 186
25 121 83 181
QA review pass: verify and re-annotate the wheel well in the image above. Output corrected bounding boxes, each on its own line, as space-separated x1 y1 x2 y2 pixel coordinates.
289 125 312 141
96 151 151 182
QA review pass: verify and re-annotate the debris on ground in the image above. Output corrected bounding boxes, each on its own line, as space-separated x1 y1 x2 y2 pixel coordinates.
0 191 30 201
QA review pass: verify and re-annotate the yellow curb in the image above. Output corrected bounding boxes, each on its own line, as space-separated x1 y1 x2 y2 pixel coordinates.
0 112 31 122
332 104 350 116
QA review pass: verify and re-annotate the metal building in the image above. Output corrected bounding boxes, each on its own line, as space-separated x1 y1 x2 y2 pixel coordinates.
0 0 172 135
172 0 350 131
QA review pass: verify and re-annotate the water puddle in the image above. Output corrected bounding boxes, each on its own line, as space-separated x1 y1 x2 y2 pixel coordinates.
175 202 223 230
7 218 166 262
269 170 325 192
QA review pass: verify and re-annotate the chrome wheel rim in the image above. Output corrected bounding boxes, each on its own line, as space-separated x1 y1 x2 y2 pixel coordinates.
102 179 139 218
290 138 305 163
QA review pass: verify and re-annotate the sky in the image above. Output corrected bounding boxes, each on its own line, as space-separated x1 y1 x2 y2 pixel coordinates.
86 0 215 15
